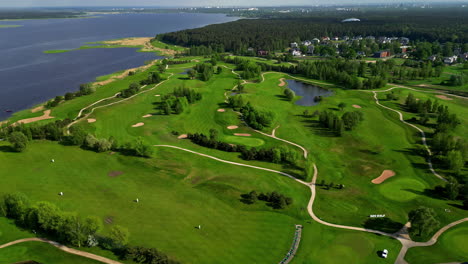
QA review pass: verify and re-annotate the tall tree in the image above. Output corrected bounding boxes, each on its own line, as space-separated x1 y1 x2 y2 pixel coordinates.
408 206 439 237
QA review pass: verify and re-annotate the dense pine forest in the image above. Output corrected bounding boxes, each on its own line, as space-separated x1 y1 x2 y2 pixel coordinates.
158 9 468 52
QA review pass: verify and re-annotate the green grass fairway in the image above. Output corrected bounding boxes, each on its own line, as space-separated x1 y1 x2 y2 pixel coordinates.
0 242 101 264
378 178 427 202
223 135 265 147
405 222 468 264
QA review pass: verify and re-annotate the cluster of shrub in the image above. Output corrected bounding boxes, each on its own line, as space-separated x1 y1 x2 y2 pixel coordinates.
165 59 192 65
283 88 295 101
240 102 274 130
187 130 299 166
193 63 214 81
317 180 345 190
446 74 467 87
46 83 95 108
160 87 202 115
430 177 468 208
69 126 153 158
0 193 179 264
241 190 293 209
139 71 162 86
317 110 364 136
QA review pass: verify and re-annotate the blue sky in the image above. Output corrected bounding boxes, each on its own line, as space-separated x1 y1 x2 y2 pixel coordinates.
1 0 466 7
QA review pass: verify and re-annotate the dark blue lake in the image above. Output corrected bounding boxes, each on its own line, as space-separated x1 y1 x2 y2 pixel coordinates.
286 80 333 106
0 13 238 120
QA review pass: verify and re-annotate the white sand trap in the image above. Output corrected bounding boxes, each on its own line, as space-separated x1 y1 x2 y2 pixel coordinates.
352 105 362 109
234 133 251 137
278 78 286 87
372 170 396 184
87 118 96 123
132 122 145 127
31 105 44 113
227 125 238 130
436 95 453 101
15 110 54 125
142 114 152 118
154 94 161 97
217 109 226 112
178 134 188 139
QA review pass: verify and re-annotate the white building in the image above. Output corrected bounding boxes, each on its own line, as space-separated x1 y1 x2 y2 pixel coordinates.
444 56 458 64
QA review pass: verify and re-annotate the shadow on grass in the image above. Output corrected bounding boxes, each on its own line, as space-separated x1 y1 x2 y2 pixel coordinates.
0 145 15 152
363 217 404 234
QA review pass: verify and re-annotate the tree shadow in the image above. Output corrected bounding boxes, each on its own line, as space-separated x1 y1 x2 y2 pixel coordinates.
363 217 404 233
0 145 15 153
274 94 290 102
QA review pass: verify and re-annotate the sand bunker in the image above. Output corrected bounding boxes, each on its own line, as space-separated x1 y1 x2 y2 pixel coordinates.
217 109 226 112
31 105 44 113
108 171 124 177
352 105 362 109
371 170 396 184
142 114 152 118
436 95 453 101
278 78 286 87
227 125 238 130
178 134 188 139
234 133 251 137
15 110 54 125
87 118 96 123
132 122 145 127
154 94 161 97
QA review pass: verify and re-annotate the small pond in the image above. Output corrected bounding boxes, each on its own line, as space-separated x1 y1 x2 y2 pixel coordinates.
285 80 333 106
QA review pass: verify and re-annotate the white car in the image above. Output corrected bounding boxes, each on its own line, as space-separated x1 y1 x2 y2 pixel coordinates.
382 249 388 258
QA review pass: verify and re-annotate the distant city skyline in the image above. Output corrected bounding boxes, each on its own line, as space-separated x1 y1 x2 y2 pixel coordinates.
1 0 467 8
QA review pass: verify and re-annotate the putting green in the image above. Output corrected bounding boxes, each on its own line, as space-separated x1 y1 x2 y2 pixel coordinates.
223 136 265 147
445 228 468 256
378 178 426 202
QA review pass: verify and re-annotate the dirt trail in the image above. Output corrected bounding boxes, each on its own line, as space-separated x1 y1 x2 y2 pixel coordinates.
14 110 54 125
0 238 123 264
95 60 158 86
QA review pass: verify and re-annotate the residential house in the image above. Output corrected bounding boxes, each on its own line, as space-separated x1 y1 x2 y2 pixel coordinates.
460 53 468 60
312 38 320 45
322 36 330 41
400 46 411 53
400 37 410 45
302 40 312 46
428 55 437 62
290 42 298 48
444 55 458 64
307 45 315 55
291 48 302 56
374 51 391 58
258 50 269 56
332 36 339 41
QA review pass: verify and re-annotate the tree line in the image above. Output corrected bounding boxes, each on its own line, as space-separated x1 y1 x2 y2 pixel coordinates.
46 83 95 108
241 190 293 209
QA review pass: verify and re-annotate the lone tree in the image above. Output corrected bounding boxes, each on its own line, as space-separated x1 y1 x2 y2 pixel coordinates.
338 102 347 111
408 206 439 237
8 131 28 152
284 88 295 101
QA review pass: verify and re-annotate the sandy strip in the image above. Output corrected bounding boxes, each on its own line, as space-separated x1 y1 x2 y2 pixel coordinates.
234 133 251 137
436 95 453 101
131 122 144 128
87 118 96 123
95 59 158 86
31 105 44 113
352 105 362 109
178 134 188 139
15 110 54 125
142 114 152 118
227 125 238 130
217 109 225 112
371 170 396 184
278 78 286 87
154 94 161 97
102 37 179 56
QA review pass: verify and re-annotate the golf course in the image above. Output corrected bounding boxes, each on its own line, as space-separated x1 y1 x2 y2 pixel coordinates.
1 37 467 264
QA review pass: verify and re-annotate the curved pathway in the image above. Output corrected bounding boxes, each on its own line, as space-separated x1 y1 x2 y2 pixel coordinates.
371 91 445 182
0 238 123 264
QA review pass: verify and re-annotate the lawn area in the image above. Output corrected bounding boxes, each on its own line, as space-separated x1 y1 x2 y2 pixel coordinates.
0 241 102 264
0 140 311 264
405 222 468 264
